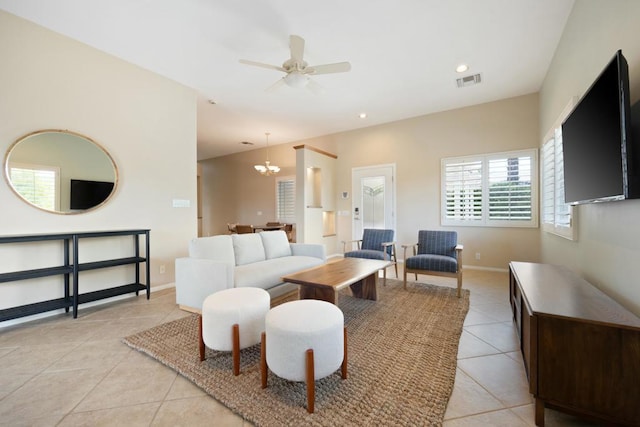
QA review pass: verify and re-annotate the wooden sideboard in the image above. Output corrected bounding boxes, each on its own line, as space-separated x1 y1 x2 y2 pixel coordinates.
0 229 150 322
509 262 640 426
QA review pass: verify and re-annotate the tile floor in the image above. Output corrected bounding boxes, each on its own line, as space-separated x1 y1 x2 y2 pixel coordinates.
0 267 600 426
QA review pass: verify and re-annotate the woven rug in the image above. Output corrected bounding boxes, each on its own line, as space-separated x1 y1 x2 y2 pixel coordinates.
122 280 469 426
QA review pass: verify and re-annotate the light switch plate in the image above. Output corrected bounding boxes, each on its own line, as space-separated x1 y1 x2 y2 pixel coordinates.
172 199 191 208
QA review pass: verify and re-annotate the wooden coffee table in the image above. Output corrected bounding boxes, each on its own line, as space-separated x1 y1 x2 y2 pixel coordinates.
281 258 392 305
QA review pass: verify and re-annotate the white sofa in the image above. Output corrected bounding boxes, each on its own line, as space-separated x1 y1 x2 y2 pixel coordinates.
175 230 326 311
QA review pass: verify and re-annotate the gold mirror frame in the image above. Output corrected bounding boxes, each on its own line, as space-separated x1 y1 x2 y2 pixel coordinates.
4 129 118 214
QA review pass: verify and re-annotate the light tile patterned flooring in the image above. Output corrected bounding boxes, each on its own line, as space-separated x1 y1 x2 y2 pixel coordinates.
0 267 599 426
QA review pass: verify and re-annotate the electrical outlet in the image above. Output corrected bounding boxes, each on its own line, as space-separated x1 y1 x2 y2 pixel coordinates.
159 264 166 274
475 252 481 260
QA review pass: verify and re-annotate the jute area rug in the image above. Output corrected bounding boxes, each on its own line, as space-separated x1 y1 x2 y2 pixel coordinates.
123 280 470 426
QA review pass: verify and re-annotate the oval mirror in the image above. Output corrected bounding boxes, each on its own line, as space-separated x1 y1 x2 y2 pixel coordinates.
3 129 118 214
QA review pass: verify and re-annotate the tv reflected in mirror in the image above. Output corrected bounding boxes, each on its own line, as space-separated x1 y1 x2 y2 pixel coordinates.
70 179 114 210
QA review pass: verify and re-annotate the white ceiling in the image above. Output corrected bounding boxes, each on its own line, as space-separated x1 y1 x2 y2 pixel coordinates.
0 0 575 160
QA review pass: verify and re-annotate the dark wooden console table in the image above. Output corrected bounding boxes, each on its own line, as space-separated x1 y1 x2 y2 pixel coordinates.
509 261 640 426
0 229 150 321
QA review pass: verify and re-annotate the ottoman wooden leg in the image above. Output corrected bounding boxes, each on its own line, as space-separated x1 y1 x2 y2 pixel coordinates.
261 332 268 388
341 327 348 379
199 315 205 361
232 324 240 376
306 349 315 413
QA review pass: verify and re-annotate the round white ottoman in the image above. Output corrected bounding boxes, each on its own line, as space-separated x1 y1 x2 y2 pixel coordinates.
261 299 347 413
199 287 270 376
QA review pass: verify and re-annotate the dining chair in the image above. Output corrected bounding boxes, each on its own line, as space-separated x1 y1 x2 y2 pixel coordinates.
235 225 253 234
283 224 294 242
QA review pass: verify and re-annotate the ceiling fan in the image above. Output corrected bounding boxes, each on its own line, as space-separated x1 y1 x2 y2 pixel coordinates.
239 35 351 94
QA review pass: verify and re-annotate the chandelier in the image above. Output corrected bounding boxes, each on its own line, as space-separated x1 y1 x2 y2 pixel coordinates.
254 132 280 176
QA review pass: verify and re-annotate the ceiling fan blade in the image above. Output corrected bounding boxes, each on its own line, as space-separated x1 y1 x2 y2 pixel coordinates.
239 59 286 72
265 77 287 92
289 35 305 62
306 61 352 75
306 78 326 96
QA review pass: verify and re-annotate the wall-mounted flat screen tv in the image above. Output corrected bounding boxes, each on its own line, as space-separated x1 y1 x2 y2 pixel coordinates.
561 50 638 205
70 179 114 209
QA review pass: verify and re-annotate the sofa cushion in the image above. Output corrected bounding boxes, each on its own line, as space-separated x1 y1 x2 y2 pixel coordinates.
232 233 266 266
260 230 292 259
234 256 324 289
188 235 235 264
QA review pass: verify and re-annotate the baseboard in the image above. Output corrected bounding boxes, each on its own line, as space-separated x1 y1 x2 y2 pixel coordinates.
179 304 200 315
462 265 509 273
0 282 176 329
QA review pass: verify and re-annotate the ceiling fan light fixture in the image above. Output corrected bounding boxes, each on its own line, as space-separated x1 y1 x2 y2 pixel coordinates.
240 35 351 93
284 71 310 88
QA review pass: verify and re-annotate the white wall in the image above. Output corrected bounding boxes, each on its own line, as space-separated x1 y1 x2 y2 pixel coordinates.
0 11 197 313
539 0 640 315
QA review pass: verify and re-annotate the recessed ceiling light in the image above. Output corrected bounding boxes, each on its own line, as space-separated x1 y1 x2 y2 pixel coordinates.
359 113 367 119
207 99 216 105
456 64 469 73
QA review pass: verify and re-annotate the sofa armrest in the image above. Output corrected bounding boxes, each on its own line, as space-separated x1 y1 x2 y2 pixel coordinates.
290 243 326 261
175 257 234 311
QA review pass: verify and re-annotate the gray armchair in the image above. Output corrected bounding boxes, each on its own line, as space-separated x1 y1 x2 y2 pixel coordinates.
343 228 397 283
402 230 463 297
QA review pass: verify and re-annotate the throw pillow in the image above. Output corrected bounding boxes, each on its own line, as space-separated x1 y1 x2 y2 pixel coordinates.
232 233 266 265
260 230 292 259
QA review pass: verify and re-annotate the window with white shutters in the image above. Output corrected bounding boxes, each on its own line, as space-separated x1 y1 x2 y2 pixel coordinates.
275 176 296 223
443 159 483 222
542 128 575 239
541 100 577 240
442 149 538 227
9 163 59 211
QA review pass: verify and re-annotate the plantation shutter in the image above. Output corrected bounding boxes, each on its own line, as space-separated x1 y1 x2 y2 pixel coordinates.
443 160 483 221
554 128 571 227
542 128 572 229
276 178 296 223
488 155 532 221
542 137 556 225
